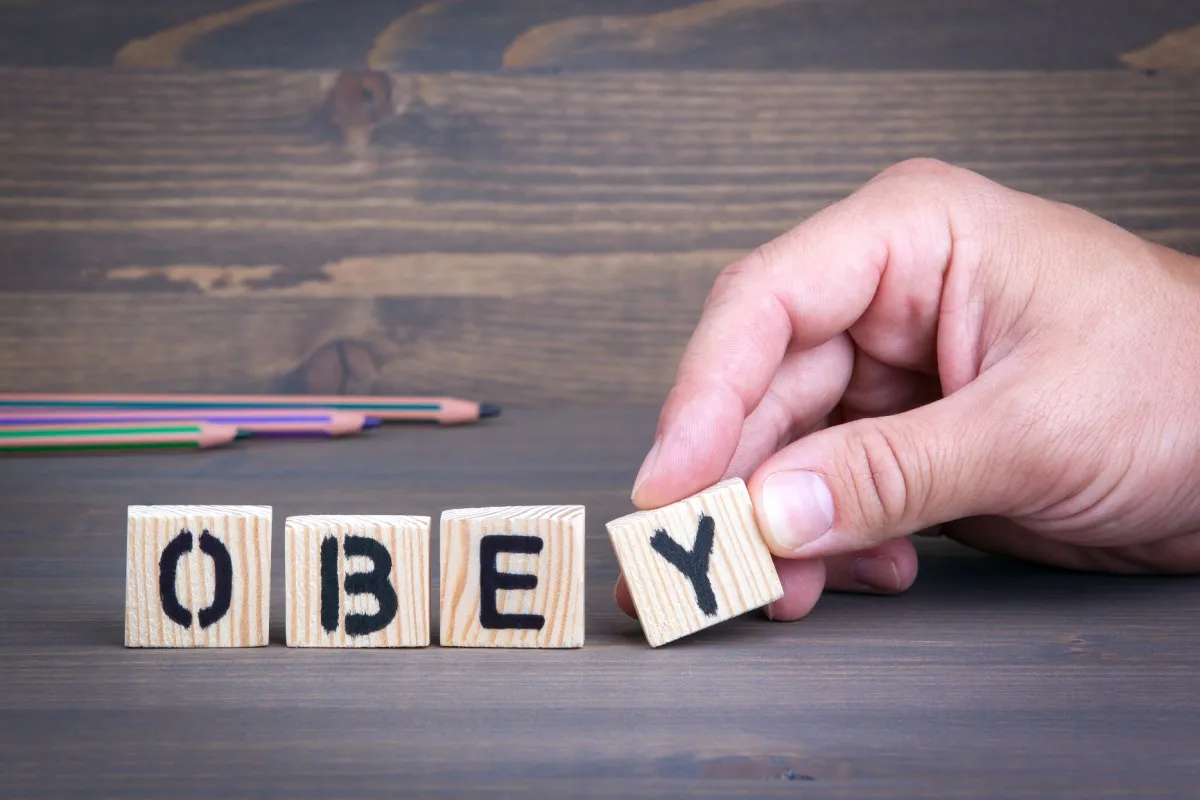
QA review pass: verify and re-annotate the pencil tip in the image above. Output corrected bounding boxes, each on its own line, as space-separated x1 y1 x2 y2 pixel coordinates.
363 416 383 429
479 403 502 419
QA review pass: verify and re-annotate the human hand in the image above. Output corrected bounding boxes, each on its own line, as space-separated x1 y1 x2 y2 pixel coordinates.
616 159 1200 622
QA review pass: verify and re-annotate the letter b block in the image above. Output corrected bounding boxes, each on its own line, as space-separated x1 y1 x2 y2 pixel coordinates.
606 479 783 647
285 515 430 647
440 505 584 648
125 505 272 647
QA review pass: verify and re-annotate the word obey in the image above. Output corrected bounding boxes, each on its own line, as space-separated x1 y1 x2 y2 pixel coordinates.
125 483 781 649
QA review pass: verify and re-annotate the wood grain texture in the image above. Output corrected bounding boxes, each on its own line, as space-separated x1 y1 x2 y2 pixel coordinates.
1121 23 1200 70
285 514 430 647
607 478 782 647
125 504 271 647
500 0 792 69
2 2 1198 791
113 0 316 68
367 0 463 71
440 505 585 647
5 406 1200 796
1 0 1196 70
0 68 1196 401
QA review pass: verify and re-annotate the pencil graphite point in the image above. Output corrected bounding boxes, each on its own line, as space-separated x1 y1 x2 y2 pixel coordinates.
479 403 502 419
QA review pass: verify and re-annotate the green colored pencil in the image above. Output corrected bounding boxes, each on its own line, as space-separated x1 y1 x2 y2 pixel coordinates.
0 421 239 454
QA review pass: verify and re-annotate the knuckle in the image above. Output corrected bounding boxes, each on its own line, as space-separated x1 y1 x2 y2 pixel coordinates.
703 245 782 317
757 387 798 453
870 158 993 209
869 158 1012 266
839 422 931 535
704 246 772 312
876 157 963 186
703 259 750 312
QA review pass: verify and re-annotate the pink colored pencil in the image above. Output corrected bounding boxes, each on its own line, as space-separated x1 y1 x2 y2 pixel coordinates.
0 394 500 425
0 408 375 437
0 421 239 454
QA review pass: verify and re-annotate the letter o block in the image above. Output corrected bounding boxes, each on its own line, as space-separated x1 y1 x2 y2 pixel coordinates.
606 479 783 647
440 505 585 648
125 505 272 647
285 515 430 647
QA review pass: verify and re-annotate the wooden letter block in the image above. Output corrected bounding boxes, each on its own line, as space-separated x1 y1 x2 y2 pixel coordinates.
125 505 272 647
285 515 430 647
440 505 584 648
606 478 783 647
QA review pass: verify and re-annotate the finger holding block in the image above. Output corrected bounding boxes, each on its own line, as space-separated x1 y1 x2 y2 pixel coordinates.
125 505 272 647
440 505 585 648
606 478 783 647
285 515 430 647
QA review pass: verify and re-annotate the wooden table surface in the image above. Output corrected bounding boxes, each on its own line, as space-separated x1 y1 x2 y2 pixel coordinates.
1 1 1199 796
2 406 1199 798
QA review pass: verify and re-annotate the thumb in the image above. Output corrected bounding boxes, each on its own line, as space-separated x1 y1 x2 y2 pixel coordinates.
748 378 1016 558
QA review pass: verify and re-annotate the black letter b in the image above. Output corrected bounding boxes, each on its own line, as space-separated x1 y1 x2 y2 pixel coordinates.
320 535 399 637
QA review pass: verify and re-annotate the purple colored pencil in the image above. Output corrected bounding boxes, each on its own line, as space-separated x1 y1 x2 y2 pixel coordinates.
0 409 374 437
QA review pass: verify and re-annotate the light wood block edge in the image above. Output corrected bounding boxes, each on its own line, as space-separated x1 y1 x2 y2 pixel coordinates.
125 505 272 648
606 478 782 647
285 514 431 648
440 505 585 648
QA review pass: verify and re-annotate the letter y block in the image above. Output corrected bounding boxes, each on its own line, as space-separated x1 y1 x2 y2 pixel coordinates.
606 479 783 647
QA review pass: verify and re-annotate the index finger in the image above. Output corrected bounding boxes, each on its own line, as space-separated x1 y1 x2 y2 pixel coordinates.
631 160 962 509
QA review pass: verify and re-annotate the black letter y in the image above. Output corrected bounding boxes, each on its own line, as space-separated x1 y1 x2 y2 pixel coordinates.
650 513 718 616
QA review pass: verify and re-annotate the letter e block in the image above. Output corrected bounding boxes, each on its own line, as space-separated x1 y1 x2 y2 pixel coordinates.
285 515 430 647
440 505 584 648
606 479 782 647
125 505 272 647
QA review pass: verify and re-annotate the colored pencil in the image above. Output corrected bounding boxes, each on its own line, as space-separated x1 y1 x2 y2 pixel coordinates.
0 409 378 437
0 422 239 454
0 394 500 425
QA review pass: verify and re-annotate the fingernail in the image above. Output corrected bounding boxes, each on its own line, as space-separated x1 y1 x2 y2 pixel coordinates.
761 470 835 552
851 557 900 592
631 437 662 501
764 602 777 622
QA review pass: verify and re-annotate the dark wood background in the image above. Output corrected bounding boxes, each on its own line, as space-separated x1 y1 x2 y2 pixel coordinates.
0 0 1197 402
1 2 1199 797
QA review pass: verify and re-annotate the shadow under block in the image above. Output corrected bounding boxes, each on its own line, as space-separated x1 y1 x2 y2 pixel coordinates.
285 515 430 647
440 505 585 648
606 478 783 647
125 505 272 647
